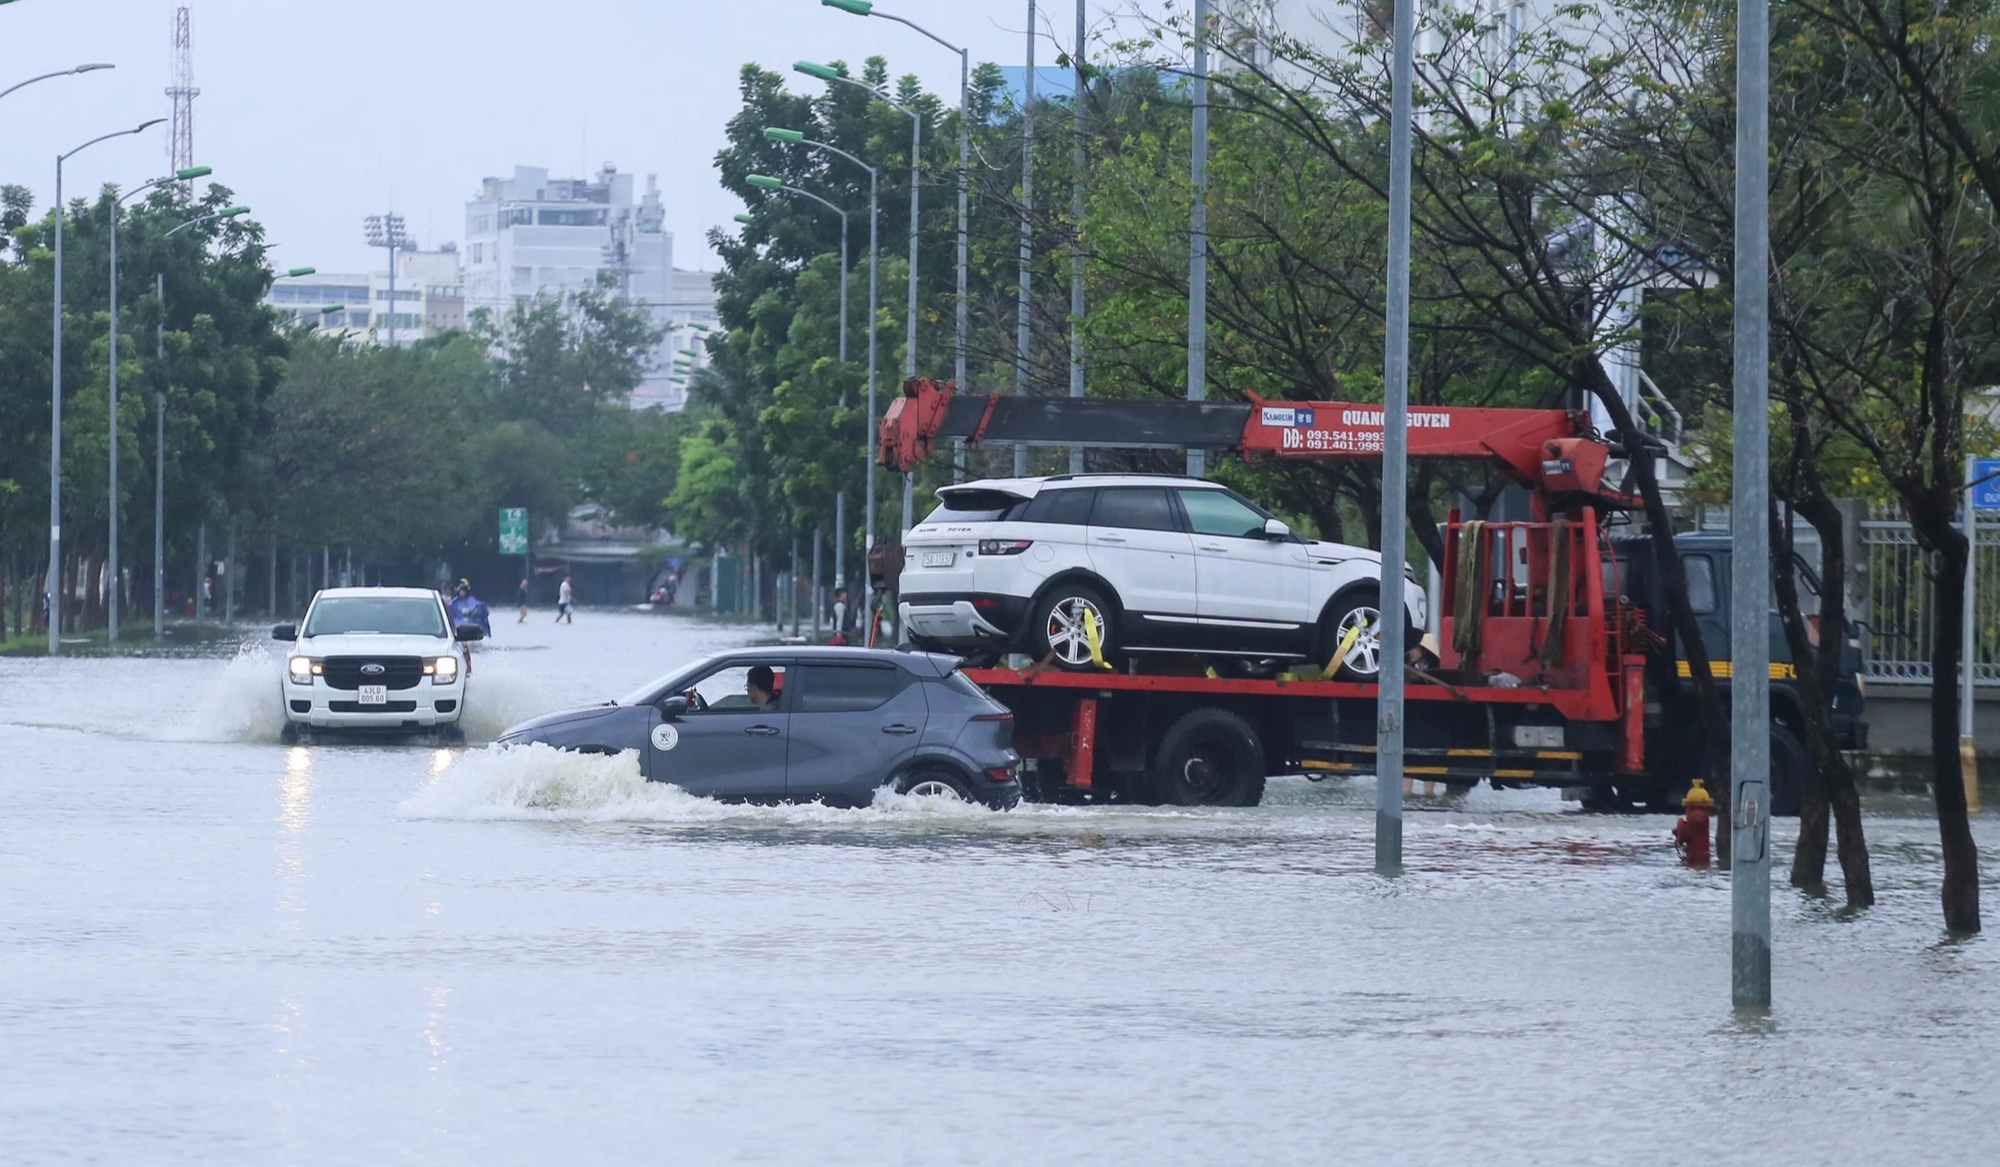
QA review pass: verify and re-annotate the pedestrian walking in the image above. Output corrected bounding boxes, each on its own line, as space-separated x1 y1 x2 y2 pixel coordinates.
516 578 530 623
830 588 848 644
555 574 574 624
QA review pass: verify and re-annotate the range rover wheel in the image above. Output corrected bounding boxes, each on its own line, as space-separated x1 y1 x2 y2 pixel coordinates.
1028 583 1115 671
1321 586 1385 680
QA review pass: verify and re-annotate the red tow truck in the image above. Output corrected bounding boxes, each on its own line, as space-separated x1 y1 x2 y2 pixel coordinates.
879 380 1839 810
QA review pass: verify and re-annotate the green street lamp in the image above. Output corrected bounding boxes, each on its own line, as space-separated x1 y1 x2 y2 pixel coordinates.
284 266 316 278
690 323 711 332
105 162 216 642
733 213 756 225
815 0 972 452
677 348 699 358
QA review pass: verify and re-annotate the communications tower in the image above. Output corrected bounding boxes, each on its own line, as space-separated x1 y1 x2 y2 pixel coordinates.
167 6 198 174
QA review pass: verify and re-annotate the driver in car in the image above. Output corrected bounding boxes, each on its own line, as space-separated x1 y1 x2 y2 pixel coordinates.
745 665 777 709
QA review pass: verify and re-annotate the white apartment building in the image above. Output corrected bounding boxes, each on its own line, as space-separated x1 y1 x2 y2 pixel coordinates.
463 164 717 411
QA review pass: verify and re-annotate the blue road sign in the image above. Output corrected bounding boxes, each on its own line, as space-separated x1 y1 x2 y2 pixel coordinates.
1975 459 2000 511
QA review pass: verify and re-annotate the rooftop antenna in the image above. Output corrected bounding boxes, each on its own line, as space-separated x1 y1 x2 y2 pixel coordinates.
166 6 198 177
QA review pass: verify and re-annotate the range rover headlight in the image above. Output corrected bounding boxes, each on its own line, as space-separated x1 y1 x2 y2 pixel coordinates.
288 656 318 684
429 655 460 682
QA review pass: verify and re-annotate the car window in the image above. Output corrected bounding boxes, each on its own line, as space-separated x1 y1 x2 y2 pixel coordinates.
1090 488 1177 532
1178 489 1268 538
1684 556 1717 614
795 663 909 712
304 596 447 637
683 663 788 712
1020 487 1096 526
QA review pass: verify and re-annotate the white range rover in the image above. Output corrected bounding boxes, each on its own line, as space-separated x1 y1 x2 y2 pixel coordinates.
272 587 482 739
898 474 1427 676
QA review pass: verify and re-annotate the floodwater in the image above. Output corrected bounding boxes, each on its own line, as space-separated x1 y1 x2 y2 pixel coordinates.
1 610 1995 1166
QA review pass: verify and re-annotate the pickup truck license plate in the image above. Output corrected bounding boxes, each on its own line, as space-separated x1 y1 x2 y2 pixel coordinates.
921 551 954 568
358 685 388 705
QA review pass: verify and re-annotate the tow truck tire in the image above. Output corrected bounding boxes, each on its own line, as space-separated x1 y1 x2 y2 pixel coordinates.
1027 582 1116 672
1152 707 1266 807
1770 721 1806 818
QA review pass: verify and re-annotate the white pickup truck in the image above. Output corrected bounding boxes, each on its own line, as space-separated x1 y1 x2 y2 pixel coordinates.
272 587 484 740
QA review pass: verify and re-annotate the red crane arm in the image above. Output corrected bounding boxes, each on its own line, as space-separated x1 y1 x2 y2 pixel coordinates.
879 378 1629 503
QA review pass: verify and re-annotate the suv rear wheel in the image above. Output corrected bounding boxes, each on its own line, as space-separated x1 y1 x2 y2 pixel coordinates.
1321 586 1386 680
1028 582 1114 670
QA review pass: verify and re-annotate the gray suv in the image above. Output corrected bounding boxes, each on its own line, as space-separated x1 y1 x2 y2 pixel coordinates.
495 647 1022 808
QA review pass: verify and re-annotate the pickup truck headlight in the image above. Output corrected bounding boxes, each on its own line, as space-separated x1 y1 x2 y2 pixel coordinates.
287 656 318 684
428 655 460 682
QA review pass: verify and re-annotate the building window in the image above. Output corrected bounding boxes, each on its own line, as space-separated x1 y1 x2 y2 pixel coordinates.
538 208 608 227
512 266 533 287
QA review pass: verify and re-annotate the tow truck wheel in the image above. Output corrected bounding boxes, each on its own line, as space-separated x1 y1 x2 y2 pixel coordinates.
1770 721 1806 817
1152 707 1266 807
1028 583 1115 671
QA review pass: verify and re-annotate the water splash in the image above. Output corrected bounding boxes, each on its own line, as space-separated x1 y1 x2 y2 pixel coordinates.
170 643 291 744
399 742 1007 825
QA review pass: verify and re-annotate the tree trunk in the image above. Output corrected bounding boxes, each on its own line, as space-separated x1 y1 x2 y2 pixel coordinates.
1908 501 1981 933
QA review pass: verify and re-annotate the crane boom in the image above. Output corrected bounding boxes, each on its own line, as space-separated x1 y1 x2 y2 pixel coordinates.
879 378 1634 505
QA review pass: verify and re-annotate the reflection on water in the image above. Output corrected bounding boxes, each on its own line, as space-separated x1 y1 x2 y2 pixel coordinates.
0 611 1994 1167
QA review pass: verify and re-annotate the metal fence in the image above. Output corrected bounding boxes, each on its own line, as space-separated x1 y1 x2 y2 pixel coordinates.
1859 504 2000 685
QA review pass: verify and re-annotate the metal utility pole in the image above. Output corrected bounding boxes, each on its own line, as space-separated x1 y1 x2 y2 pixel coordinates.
1069 0 1087 475
1376 0 1415 876
107 192 122 642
1186 0 1209 479
155 273 166 638
1730 0 1774 1009
1015 0 1037 478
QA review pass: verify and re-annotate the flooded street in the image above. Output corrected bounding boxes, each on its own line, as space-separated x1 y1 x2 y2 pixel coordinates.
2 610 1995 1165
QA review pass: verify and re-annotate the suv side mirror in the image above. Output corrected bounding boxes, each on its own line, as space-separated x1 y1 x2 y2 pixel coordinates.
659 695 690 718
454 623 485 642
271 623 297 642
1263 518 1292 540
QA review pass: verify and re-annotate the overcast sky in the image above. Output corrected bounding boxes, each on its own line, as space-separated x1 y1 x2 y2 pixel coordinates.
0 1 1096 275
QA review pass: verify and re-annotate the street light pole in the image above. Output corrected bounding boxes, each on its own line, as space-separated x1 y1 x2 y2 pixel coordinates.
47 118 165 656
1015 0 1036 479
155 271 166 638
1069 0 1087 475
1377 0 1415 876
1730 0 1774 1009
1187 0 1209 480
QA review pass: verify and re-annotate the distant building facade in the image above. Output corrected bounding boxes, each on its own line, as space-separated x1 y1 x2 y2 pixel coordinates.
462 163 718 411
265 244 465 346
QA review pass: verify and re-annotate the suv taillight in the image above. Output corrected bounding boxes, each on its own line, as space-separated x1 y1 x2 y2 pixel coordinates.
978 539 1033 556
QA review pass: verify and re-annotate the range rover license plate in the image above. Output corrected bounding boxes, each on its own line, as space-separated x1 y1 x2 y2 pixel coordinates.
921 551 954 568
358 685 388 705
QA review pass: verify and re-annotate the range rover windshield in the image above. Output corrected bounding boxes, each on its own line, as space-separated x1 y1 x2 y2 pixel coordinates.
304 596 447 637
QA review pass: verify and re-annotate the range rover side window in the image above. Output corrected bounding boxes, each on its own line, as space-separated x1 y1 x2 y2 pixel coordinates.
1021 487 1096 526
1089 488 1177 532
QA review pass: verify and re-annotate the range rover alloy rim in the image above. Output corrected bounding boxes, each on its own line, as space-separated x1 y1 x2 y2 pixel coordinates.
1334 605 1383 677
1044 595 1106 667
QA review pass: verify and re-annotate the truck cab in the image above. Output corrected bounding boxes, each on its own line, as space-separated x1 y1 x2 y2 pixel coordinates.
1608 533 1867 812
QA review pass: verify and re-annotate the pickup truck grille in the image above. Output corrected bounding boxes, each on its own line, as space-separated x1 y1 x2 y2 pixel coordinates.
322 656 424 691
